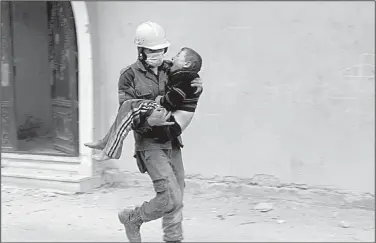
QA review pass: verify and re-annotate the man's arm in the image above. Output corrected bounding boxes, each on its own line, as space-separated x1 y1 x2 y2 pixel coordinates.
118 68 173 134
191 77 203 94
118 68 137 106
118 68 155 134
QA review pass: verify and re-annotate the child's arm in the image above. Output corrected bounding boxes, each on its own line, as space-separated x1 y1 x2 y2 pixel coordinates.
136 77 202 138
160 110 195 138
171 110 194 133
133 110 195 141
153 87 202 140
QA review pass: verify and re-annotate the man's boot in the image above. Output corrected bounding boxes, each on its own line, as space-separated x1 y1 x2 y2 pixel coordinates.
118 207 143 242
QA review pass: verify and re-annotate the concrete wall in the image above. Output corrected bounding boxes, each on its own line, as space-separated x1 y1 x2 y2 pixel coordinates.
86 1 375 194
12 2 53 134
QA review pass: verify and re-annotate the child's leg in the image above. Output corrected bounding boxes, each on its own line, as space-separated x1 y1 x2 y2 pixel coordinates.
96 99 159 160
84 125 112 150
85 100 152 150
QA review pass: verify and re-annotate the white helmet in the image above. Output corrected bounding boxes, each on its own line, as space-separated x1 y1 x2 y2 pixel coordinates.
134 21 171 50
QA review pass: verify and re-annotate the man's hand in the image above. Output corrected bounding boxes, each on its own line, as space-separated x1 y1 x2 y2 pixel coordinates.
147 107 174 126
191 77 203 94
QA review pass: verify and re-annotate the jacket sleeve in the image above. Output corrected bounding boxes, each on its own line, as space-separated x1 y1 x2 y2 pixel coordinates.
117 68 153 134
118 68 137 106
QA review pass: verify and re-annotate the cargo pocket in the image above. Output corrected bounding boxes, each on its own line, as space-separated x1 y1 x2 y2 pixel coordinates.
153 178 170 211
135 86 153 100
134 151 147 174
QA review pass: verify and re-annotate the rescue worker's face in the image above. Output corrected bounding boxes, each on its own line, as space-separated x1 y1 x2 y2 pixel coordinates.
144 48 165 67
170 50 189 72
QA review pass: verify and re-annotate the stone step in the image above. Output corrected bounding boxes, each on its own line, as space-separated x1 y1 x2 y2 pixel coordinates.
1 164 101 193
2 153 80 172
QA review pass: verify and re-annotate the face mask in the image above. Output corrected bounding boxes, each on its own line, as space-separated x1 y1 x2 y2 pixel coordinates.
145 51 165 67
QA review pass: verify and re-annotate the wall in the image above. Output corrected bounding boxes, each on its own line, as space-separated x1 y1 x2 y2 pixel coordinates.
88 1 375 194
12 2 53 135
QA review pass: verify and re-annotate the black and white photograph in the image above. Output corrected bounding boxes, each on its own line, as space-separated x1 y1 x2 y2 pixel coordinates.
0 1 375 242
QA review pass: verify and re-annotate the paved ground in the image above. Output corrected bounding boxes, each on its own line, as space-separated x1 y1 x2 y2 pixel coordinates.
1 183 375 242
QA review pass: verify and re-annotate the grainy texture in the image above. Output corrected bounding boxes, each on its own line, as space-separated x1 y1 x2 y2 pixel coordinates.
2 183 374 242
87 1 375 194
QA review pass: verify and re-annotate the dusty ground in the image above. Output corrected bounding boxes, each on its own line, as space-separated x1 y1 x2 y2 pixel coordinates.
1 183 375 242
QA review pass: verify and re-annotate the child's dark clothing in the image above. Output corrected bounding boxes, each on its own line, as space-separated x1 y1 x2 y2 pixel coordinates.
137 69 201 143
102 68 202 159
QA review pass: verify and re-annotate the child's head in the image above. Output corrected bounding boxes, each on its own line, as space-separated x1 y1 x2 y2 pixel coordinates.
170 47 202 73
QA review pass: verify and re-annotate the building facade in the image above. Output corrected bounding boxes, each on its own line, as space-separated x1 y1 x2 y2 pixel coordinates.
1 1 375 194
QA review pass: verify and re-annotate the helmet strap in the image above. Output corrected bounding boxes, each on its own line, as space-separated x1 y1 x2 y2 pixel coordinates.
137 47 147 61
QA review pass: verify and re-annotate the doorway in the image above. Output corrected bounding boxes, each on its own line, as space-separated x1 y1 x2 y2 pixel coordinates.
0 1 79 156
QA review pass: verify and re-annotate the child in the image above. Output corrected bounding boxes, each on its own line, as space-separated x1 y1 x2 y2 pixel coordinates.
85 47 203 161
